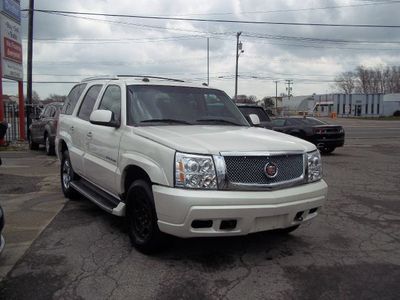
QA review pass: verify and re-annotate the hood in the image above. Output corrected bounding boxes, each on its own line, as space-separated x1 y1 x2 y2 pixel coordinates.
133 125 316 155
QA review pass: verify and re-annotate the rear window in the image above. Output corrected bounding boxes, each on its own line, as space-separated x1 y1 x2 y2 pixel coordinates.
301 118 327 125
62 83 87 115
238 106 271 122
272 119 286 126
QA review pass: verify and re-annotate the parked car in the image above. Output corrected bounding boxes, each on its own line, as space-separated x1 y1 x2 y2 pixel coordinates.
0 121 8 165
236 104 272 129
271 116 345 154
56 75 327 253
0 205 5 254
29 102 63 155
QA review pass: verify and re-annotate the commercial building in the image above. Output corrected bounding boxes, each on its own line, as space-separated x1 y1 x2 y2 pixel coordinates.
282 93 400 117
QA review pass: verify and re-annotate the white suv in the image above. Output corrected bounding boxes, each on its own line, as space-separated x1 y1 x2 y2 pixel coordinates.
56 75 327 253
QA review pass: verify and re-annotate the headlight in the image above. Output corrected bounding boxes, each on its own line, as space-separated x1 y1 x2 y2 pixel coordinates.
175 152 217 189
307 150 322 182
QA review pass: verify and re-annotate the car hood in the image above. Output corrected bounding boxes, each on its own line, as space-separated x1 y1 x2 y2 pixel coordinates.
133 125 316 155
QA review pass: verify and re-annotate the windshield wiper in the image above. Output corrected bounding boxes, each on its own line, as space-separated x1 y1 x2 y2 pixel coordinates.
196 118 242 126
140 119 192 125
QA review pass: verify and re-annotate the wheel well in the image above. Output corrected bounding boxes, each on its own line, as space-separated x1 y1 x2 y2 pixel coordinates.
59 140 68 156
123 165 152 199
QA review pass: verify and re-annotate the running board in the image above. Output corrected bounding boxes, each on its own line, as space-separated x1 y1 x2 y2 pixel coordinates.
70 179 125 216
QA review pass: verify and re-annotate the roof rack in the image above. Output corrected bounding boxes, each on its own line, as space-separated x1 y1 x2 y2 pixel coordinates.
116 75 185 83
81 75 185 83
81 75 117 82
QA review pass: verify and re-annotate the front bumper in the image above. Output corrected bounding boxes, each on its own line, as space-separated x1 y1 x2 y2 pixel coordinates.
153 180 327 238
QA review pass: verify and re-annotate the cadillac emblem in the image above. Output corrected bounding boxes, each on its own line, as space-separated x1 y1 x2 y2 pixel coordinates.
264 162 278 178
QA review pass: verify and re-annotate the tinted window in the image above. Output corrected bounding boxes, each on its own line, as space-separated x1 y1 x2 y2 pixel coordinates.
300 118 326 125
99 85 121 122
78 85 103 121
48 106 56 117
238 107 271 122
272 119 286 126
127 85 248 126
40 106 51 118
62 84 87 115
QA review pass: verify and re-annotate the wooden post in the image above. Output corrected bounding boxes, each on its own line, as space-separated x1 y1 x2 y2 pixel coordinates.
18 81 25 140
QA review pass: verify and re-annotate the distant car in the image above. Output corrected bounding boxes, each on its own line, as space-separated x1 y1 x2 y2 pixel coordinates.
237 104 272 129
0 205 4 254
29 102 63 155
0 121 8 165
271 117 345 154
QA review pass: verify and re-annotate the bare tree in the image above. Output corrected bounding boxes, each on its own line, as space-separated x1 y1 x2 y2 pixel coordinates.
335 65 400 94
235 94 257 104
334 71 356 93
261 97 275 109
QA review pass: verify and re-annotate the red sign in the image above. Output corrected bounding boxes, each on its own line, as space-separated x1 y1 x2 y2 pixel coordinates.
4 36 22 63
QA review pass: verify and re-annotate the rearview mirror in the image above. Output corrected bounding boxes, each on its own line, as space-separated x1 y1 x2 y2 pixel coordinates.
248 114 260 126
90 110 119 127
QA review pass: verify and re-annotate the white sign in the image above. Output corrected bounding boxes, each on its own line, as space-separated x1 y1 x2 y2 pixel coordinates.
0 14 23 81
0 0 21 23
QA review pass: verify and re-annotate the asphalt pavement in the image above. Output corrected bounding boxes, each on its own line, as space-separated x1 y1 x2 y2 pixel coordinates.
0 118 399 299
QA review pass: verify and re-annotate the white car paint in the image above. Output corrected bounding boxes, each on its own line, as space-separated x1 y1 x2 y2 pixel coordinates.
56 77 327 237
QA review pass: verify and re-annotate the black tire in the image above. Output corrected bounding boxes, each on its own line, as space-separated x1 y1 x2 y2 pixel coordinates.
28 133 39 150
126 180 165 254
277 225 300 234
45 133 55 156
319 146 335 154
61 150 79 199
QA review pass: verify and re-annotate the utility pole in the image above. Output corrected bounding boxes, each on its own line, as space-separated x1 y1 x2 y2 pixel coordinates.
285 79 293 101
207 37 209 86
234 32 243 100
273 80 279 112
26 0 34 139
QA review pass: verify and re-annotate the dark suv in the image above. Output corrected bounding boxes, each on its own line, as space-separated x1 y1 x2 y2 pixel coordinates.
29 102 63 155
237 104 272 129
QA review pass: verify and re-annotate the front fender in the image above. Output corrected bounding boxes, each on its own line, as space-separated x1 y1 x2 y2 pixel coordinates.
118 151 172 193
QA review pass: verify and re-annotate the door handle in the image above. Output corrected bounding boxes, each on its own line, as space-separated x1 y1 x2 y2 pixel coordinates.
70 126 74 133
87 132 93 139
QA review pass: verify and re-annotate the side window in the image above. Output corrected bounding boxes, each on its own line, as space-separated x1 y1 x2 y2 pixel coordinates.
62 83 87 115
48 106 56 118
285 119 294 126
98 85 121 122
40 106 50 118
78 85 103 121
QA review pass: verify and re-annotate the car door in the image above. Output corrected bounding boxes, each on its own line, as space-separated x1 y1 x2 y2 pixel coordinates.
84 84 123 195
69 84 103 176
31 106 49 143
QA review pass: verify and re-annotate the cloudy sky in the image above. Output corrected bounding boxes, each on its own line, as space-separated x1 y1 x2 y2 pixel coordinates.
4 0 400 99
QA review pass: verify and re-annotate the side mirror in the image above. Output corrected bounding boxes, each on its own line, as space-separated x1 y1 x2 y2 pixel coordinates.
248 114 260 126
90 110 119 127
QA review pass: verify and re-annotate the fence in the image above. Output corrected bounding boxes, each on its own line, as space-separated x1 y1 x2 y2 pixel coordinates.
3 103 20 142
2 103 43 142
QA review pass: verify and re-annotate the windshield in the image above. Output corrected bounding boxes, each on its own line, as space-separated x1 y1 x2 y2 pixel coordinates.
238 106 271 122
127 85 249 126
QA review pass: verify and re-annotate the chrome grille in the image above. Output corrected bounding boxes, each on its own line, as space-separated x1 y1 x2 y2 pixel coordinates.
223 154 304 185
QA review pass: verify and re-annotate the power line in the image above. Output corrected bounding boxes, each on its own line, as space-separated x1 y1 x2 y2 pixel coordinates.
31 9 400 28
152 0 400 17
27 11 400 52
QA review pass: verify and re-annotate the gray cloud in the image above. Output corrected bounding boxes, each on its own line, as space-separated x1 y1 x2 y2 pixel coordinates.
4 0 399 99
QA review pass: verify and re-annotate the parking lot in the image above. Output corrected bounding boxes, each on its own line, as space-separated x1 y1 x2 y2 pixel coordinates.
0 118 399 299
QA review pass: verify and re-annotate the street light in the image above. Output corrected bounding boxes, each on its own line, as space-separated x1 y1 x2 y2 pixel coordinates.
234 32 244 100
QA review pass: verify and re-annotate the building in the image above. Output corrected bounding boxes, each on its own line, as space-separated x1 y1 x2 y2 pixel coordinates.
283 93 400 117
